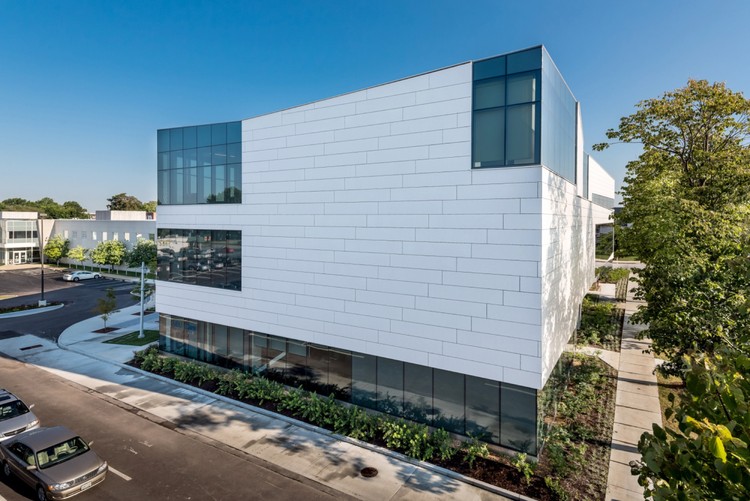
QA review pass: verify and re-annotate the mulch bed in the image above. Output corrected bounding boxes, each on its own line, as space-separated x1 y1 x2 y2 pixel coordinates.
93 327 120 333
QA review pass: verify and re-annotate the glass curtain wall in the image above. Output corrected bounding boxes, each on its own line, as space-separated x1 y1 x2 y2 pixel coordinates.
472 46 578 186
159 314 539 454
158 121 242 205
156 229 241 290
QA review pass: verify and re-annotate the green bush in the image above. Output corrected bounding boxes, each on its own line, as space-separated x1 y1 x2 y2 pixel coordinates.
511 452 536 485
461 435 489 469
431 428 458 461
595 266 629 283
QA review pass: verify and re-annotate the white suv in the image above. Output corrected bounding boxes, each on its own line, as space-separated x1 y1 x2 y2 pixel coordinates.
0 390 40 441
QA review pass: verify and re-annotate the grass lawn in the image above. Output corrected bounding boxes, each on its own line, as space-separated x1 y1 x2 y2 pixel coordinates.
104 330 159 346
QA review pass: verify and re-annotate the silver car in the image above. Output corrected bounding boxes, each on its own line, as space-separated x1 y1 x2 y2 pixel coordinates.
0 426 107 500
62 271 102 282
0 390 40 441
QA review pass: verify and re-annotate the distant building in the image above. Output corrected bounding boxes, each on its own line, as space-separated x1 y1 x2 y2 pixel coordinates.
0 210 156 269
155 45 614 454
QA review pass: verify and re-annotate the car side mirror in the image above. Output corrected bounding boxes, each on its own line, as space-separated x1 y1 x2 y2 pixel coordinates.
26 465 37 471
29 404 35 409
88 441 94 447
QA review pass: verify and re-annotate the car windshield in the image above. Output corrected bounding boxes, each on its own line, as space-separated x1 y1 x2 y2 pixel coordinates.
0 401 30 421
37 437 89 469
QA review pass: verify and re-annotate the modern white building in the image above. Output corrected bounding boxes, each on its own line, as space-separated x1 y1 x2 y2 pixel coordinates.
155 45 615 454
1 211 157 267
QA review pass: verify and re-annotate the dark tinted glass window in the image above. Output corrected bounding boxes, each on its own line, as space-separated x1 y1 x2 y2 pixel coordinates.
473 55 505 80
433 369 464 434
507 47 542 73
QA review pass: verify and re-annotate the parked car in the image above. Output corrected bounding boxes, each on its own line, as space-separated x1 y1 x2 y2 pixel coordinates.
0 426 107 500
62 271 102 282
0 390 40 441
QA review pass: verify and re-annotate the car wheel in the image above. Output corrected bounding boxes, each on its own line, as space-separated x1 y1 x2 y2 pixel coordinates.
73 277 80 282
36 485 47 501
95 274 101 278
2 461 11 478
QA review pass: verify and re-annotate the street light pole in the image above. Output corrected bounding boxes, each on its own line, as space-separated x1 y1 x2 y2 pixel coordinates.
38 217 46 307
138 261 145 339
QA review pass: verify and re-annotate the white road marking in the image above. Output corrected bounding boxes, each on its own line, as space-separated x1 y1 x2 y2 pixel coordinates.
109 466 132 482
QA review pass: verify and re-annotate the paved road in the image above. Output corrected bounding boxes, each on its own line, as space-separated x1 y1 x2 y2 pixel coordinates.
0 355 343 501
0 268 138 341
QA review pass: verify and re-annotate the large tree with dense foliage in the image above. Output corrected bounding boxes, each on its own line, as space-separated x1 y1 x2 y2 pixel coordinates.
597 80 750 499
0 197 88 218
68 246 88 267
107 193 145 211
126 238 157 270
596 79 750 365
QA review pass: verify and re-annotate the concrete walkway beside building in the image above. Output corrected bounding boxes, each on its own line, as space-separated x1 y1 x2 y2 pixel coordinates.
0 304 522 500
606 278 660 501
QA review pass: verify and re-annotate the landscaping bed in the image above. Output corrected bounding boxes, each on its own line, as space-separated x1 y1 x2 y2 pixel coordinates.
0 301 63 314
129 348 617 500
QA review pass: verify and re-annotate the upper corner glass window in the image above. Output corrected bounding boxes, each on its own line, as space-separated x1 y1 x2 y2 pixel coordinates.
473 55 506 80
506 47 542 74
157 130 170 152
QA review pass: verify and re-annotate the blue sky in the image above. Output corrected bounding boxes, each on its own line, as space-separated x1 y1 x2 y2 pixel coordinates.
1 0 748 211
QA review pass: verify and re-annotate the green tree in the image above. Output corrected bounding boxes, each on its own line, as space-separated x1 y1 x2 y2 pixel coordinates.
127 238 157 270
595 79 750 367
90 240 127 272
598 80 750 498
43 234 69 265
94 287 118 330
142 201 157 213
59 201 89 219
107 193 144 211
633 343 750 500
68 245 88 268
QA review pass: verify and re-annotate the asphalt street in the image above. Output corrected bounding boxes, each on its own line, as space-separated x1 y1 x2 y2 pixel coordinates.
0 268 138 341
0 354 344 501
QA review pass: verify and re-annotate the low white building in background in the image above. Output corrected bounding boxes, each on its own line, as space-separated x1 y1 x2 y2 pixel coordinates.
0 210 156 268
152 45 614 454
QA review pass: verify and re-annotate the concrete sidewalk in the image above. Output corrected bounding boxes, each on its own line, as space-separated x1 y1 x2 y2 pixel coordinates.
0 305 520 501
606 277 658 501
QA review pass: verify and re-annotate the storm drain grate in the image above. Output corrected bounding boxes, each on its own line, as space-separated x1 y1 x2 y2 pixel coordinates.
360 467 378 478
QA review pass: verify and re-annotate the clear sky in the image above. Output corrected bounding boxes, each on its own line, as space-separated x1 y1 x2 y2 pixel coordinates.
1 0 748 212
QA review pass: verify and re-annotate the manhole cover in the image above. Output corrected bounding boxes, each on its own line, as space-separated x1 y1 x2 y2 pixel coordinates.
360 467 378 478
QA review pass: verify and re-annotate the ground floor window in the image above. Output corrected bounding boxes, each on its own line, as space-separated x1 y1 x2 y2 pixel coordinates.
159 314 539 454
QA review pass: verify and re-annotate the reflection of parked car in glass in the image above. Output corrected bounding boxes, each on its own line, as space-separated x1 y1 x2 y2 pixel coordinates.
186 261 209 272
0 390 40 442
0 426 107 500
62 271 101 282
209 260 224 270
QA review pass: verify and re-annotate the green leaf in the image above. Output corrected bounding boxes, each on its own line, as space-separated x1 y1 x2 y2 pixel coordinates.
709 436 727 462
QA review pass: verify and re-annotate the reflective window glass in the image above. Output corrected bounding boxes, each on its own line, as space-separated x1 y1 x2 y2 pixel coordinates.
227 142 242 163
507 47 541 74
505 104 537 165
158 152 169 171
466 376 500 444
169 128 183 150
197 125 211 147
212 123 227 145
473 108 505 167
404 363 433 423
157 129 170 152
506 72 538 105
433 369 464 434
473 78 505 110
169 169 184 205
308 346 329 389
377 358 403 416
227 121 242 143
197 147 212 166
213 165 226 203
158 171 170 205
170 150 184 169
286 340 308 383
212 144 227 164
183 126 197 149
200 167 212 203
501 383 537 454
473 56 505 80
328 348 352 401
184 148 197 168
352 353 377 409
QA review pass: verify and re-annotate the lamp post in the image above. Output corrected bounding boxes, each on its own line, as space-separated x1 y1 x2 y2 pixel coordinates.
38 216 46 307
138 261 145 338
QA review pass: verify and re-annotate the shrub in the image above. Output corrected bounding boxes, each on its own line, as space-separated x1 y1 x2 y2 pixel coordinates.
461 435 489 469
431 428 458 461
511 452 536 485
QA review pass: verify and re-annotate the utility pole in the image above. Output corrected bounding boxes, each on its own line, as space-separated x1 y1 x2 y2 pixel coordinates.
138 261 145 338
